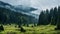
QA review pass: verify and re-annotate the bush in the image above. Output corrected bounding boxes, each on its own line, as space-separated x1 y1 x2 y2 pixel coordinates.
18 25 21 28
18 25 26 32
26 24 29 27
55 25 60 30
0 25 4 31
31 25 34 27
20 27 26 32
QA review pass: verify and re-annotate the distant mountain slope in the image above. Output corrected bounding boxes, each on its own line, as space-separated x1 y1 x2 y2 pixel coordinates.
0 1 38 24
14 5 37 12
0 1 38 18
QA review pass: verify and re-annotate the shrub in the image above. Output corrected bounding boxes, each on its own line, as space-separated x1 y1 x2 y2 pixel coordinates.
26 24 29 27
18 25 21 28
55 25 60 30
20 27 26 32
0 25 4 31
31 25 34 27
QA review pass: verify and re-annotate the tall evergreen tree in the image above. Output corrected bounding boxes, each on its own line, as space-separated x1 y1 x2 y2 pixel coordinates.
55 6 60 30
45 9 50 24
38 11 45 25
53 7 58 25
50 8 54 25
57 6 60 28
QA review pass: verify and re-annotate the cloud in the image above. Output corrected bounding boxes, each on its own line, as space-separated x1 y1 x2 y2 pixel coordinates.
0 0 31 6
0 0 60 14
30 0 60 14
31 0 60 9
0 0 60 9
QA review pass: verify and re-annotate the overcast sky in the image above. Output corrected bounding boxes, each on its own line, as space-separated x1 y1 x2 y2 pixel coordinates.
0 0 60 14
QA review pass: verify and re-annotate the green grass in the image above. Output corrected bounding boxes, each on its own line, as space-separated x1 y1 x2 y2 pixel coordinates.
0 24 60 34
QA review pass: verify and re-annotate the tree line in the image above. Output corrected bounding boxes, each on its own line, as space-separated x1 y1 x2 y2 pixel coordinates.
38 6 60 26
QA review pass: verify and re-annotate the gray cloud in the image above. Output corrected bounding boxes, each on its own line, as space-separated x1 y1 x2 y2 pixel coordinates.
0 0 31 6
0 0 60 14
31 0 60 10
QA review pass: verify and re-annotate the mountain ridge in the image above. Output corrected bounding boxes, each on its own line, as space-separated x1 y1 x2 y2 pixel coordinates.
0 1 38 24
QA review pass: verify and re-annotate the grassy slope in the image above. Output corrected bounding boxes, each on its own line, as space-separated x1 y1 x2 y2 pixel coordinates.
0 24 60 34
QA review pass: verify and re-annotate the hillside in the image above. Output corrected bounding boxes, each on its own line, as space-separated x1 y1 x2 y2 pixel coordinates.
0 1 38 25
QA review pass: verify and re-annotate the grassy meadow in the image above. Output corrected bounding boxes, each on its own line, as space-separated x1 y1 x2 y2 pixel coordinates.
0 24 60 34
